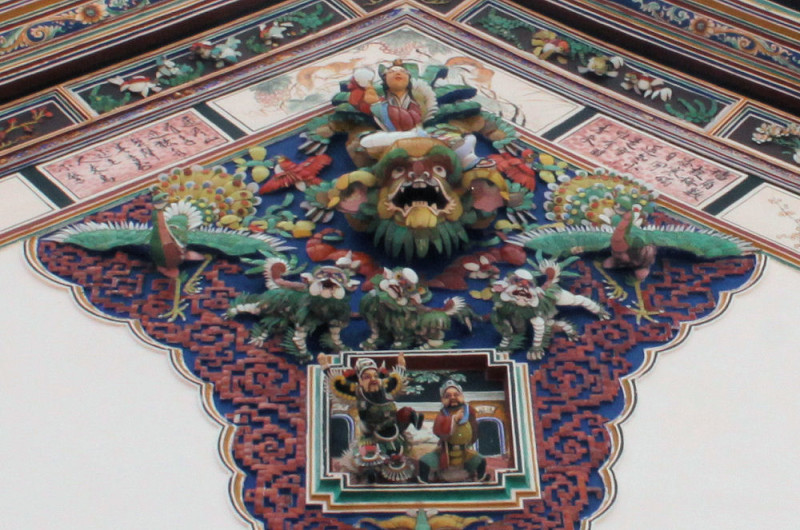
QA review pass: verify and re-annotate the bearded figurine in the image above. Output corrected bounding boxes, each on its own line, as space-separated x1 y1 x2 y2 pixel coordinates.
418 380 487 483
490 258 610 360
319 353 424 483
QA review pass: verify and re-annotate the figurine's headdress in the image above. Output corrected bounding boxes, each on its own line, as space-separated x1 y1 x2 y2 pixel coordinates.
355 358 379 377
379 59 414 90
440 379 463 397
386 58 407 73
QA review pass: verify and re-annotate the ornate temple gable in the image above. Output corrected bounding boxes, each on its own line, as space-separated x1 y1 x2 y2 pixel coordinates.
0 1 798 528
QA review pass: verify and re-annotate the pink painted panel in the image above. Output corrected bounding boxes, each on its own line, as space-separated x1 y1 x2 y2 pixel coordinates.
557 116 744 206
39 111 230 199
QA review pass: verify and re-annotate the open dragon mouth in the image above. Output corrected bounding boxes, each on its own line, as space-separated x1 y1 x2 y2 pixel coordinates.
389 179 451 216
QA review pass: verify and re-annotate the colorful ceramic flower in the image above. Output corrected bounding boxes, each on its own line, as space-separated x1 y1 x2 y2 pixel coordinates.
688 17 716 37
75 3 108 25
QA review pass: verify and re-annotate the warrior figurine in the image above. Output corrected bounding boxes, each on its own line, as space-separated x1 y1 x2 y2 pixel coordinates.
319 352 424 483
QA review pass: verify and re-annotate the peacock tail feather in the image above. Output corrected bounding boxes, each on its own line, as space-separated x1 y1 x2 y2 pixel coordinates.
543 169 658 227
511 225 614 257
186 227 291 257
632 224 755 258
151 165 261 228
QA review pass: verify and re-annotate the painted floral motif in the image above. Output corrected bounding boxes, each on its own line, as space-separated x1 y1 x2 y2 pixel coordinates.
687 17 716 37
751 121 800 164
769 196 800 249
80 3 338 115
474 9 729 125
629 0 800 74
0 107 54 150
0 0 157 57
245 5 333 53
664 97 718 125
74 3 109 25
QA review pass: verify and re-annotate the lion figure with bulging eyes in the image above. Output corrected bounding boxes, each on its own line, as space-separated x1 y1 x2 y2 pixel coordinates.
490 258 610 360
225 254 361 362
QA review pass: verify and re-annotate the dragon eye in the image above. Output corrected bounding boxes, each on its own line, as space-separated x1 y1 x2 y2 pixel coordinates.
432 165 447 178
391 167 406 179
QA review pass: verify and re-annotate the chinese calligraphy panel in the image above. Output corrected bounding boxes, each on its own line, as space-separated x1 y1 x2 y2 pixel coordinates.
39 111 230 200
557 116 744 206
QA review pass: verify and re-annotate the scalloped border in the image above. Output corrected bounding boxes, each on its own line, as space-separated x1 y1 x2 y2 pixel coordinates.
24 236 767 528
583 251 767 529
23 236 262 530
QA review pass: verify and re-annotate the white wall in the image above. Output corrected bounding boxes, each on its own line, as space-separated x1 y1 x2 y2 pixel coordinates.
2 240 798 529
0 241 248 530
593 257 800 530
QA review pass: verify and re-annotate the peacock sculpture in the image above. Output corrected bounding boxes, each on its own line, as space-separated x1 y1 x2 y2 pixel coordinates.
47 165 291 321
511 169 753 323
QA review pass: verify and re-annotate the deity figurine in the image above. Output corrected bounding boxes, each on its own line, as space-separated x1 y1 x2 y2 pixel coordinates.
346 60 481 169
319 353 424 483
418 380 487 483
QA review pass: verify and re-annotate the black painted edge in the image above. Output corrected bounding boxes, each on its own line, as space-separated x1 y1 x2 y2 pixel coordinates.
194 102 248 141
703 175 764 216
17 166 74 208
540 106 599 142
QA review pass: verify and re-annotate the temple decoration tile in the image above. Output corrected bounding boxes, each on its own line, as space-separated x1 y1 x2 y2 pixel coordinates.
460 0 738 130
37 110 231 200
526 0 800 102
714 103 800 176
0 174 55 232
0 94 85 156
65 0 352 117
719 183 800 255
209 26 583 135
307 350 540 512
556 115 745 206
2 2 800 527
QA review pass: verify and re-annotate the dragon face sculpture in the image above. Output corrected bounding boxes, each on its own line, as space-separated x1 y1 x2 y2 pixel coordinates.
326 137 508 260
375 138 464 231
297 59 525 261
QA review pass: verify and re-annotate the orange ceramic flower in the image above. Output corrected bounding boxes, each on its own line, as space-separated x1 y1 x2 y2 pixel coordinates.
688 17 716 37
75 3 108 25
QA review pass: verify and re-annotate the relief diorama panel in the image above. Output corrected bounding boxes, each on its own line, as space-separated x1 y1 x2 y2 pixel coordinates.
24 4 772 530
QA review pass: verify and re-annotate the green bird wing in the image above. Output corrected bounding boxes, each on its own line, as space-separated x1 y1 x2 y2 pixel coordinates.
187 227 292 257
631 225 754 258
46 221 152 250
510 226 614 257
